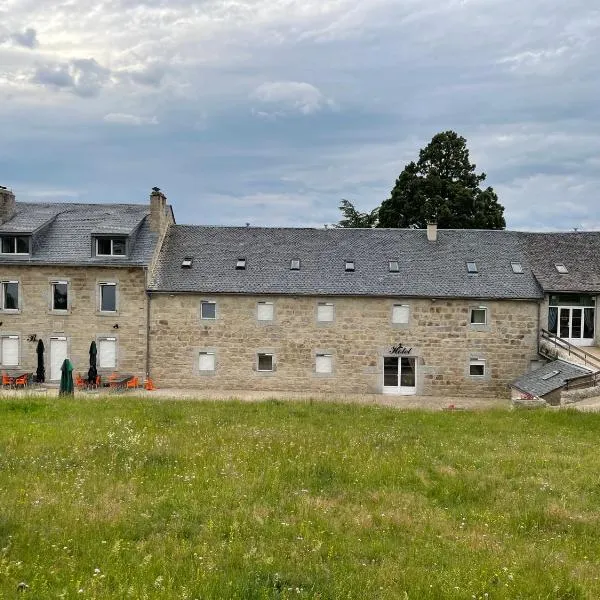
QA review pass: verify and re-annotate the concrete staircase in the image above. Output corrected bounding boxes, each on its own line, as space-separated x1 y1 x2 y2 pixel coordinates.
539 329 600 372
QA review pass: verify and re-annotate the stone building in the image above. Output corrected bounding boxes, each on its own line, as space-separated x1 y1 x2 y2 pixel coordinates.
2 184 599 398
0 186 172 381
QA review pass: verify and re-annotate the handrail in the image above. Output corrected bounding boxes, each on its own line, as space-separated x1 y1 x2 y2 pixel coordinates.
540 329 600 371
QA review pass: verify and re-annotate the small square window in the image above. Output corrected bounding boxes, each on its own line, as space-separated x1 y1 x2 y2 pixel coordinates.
315 353 332 374
99 283 117 312
392 304 409 324
257 301 274 321
555 263 568 274
290 259 301 270
257 353 273 372
199 352 216 372
317 302 334 322
236 258 246 270
470 307 487 325
511 262 524 274
389 261 399 273
466 261 478 274
182 257 193 268
200 300 216 320
345 260 355 272
469 359 486 377
52 281 68 311
1 281 19 311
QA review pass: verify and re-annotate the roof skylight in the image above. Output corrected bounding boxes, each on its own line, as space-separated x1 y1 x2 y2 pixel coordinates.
555 263 568 274
511 262 524 274
389 260 399 273
181 257 193 268
345 260 355 272
236 258 246 270
290 259 300 270
541 370 560 380
466 261 478 274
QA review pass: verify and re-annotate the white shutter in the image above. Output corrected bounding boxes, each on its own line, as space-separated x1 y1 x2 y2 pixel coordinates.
1 336 19 366
199 352 215 371
50 338 68 380
257 302 274 321
315 354 332 374
392 304 410 324
317 303 334 322
99 338 117 369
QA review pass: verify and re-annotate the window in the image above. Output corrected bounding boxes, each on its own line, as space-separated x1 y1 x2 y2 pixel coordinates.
511 262 524 274
1 281 18 311
392 304 410 324
0 335 19 366
182 257 193 268
555 263 568 274
52 281 68 311
469 359 486 377
466 261 478 274
98 337 117 369
317 302 334 322
257 301 274 321
236 258 246 270
345 260 355 272
96 237 127 257
389 261 399 273
290 259 300 270
315 353 332 374
99 282 117 312
257 353 273 372
199 351 216 372
0 236 29 255
200 300 216 320
470 307 487 325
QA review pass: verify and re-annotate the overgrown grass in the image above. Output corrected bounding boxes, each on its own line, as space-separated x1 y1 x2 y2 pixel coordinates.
1 397 600 599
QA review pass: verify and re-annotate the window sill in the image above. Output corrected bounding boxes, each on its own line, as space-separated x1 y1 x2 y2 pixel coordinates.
0 309 21 314
96 311 120 317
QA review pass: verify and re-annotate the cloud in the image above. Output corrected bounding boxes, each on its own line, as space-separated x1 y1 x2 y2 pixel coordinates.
31 58 111 97
10 27 38 48
120 62 167 88
251 81 336 116
103 113 159 126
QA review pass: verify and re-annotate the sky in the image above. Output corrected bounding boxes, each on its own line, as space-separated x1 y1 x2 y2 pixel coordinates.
1 0 599 230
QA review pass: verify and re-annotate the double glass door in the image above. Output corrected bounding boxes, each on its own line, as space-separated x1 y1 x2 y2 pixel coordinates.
383 356 416 395
549 304 595 346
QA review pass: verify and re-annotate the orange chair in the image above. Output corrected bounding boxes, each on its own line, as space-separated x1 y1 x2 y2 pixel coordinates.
126 376 139 389
108 373 119 388
75 373 86 389
144 378 155 391
2 373 14 388
14 375 27 388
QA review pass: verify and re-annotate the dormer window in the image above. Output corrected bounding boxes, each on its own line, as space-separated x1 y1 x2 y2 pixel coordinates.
236 258 246 270
1 236 29 255
555 263 568 274
96 237 127 257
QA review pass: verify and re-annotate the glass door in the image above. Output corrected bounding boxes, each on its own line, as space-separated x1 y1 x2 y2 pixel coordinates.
383 356 417 395
550 305 595 346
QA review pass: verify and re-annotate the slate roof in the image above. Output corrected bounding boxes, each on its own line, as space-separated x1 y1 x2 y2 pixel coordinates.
524 232 600 293
0 202 158 266
510 359 592 398
150 226 544 298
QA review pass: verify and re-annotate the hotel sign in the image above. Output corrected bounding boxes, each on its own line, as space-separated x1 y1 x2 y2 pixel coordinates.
389 343 413 356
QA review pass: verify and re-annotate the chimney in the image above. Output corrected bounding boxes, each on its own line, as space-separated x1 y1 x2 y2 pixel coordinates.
150 187 167 233
427 222 437 242
0 186 16 225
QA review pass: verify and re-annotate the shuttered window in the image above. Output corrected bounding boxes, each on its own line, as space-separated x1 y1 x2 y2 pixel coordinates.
315 353 332 374
199 352 216 372
1 336 19 366
392 304 410 324
257 302 274 321
98 338 117 369
317 302 334 322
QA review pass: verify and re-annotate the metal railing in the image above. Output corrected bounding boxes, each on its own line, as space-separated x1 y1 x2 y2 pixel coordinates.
539 329 600 371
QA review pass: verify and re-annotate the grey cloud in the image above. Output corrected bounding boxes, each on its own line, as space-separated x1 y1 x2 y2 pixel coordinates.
11 27 38 48
31 58 111 97
121 62 167 88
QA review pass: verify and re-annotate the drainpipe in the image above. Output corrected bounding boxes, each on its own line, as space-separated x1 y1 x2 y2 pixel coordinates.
536 298 541 357
144 267 151 379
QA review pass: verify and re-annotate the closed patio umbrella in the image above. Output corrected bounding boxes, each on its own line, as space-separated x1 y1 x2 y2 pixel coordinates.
36 339 45 383
59 358 74 396
88 341 97 385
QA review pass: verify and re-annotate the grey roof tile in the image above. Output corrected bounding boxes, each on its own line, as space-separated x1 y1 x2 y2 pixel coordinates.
150 226 544 298
0 202 157 266
510 359 592 397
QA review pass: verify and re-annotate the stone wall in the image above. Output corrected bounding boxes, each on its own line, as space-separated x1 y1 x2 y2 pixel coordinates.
0 265 148 380
149 294 540 397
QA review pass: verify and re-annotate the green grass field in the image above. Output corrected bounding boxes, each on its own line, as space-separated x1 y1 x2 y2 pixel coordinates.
1 397 600 599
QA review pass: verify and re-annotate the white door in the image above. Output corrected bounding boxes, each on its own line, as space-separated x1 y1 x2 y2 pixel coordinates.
383 356 417 395
50 337 68 381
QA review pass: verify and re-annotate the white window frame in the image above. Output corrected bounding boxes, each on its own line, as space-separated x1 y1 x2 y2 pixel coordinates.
51 280 69 312
98 282 117 313
96 237 127 258
0 280 19 312
470 307 488 325
0 236 30 255
0 335 19 367
199 351 216 372
257 353 274 372
257 301 274 322
392 304 410 324
469 358 486 377
315 353 333 374
317 302 334 323
98 337 117 369
200 300 217 320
